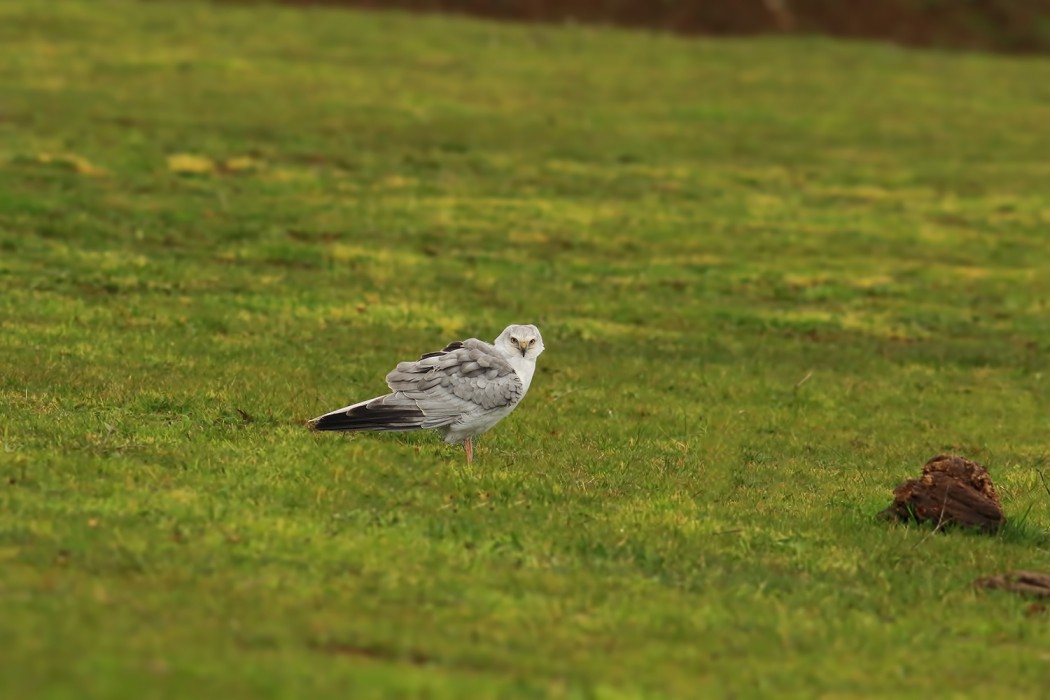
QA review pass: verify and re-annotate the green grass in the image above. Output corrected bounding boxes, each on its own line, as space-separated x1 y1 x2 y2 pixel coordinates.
3 1 1050 697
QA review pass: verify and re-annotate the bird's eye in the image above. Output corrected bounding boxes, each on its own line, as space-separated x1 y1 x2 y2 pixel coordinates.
509 337 518 345
528 339 535 346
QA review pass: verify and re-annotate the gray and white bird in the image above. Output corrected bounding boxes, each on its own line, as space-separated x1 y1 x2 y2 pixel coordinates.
310 324 544 463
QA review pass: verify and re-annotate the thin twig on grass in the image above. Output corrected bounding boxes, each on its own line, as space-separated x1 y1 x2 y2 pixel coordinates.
794 370 813 390
1037 468 1050 499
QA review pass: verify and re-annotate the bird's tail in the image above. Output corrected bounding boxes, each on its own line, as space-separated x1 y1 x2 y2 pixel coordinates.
309 395 428 433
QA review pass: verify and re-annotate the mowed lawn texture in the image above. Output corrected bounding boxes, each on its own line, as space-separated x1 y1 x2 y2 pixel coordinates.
2 0 1050 696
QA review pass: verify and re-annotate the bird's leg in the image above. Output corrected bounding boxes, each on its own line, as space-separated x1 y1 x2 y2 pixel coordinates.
463 437 474 464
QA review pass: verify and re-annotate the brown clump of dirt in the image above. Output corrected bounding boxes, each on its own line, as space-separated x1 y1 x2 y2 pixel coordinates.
879 454 1004 533
975 571 1050 599
262 0 1050 54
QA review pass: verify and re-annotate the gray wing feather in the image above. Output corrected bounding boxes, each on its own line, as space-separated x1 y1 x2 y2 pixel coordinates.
385 339 523 421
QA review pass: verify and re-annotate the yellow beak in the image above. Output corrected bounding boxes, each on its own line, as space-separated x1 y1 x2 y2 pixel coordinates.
518 341 529 355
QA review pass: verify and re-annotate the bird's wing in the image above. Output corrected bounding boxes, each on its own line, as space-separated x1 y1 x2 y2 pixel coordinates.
384 339 523 425
310 338 522 432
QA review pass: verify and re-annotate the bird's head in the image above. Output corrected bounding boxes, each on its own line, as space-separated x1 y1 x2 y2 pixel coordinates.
497 324 544 360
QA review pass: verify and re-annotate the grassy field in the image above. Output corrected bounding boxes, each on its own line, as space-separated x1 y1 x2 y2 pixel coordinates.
2 1 1050 697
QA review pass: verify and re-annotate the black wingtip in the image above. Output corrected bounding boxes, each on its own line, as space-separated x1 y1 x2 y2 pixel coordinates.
419 341 465 360
309 402 426 433
311 412 356 432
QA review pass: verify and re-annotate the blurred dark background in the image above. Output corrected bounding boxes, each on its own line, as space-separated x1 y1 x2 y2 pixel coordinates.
255 0 1050 53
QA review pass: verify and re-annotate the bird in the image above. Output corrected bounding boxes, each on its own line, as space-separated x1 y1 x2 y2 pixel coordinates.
309 324 544 463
